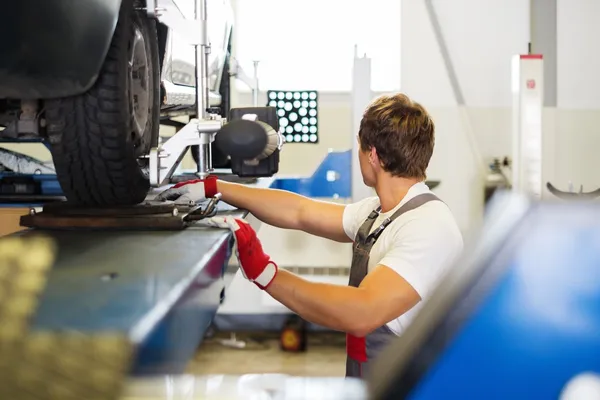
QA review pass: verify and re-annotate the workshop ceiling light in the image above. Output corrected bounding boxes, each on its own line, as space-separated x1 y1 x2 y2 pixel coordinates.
267 90 318 144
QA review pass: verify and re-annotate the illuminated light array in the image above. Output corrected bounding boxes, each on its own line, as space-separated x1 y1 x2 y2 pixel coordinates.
267 90 318 143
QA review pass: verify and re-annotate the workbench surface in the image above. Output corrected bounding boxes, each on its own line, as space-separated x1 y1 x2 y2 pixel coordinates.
29 207 243 335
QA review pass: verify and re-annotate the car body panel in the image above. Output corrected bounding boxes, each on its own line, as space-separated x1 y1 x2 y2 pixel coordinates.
161 0 233 108
0 0 122 99
168 0 232 91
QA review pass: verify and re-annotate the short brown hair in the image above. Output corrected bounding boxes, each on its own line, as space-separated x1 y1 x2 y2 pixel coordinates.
358 93 435 180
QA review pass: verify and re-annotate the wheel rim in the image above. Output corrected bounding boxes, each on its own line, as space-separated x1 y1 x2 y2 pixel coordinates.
128 25 150 152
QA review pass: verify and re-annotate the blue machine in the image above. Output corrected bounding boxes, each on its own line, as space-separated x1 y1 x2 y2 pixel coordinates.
271 149 439 198
271 150 352 198
369 193 600 399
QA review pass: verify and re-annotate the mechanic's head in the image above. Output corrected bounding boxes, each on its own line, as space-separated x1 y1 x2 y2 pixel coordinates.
357 93 435 187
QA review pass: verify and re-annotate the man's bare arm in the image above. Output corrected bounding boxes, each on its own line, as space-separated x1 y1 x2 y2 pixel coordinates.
265 265 421 336
218 181 351 242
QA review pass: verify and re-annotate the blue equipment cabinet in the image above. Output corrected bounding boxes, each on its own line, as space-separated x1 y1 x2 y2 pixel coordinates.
370 193 600 400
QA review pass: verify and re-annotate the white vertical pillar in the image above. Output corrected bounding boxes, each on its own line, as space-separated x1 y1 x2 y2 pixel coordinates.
530 0 557 107
511 54 544 199
351 47 375 202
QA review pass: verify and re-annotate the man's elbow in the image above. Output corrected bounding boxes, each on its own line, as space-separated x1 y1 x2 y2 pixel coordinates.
346 318 379 338
344 294 383 337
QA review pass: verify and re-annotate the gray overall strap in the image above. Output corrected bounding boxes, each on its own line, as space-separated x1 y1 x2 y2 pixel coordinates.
348 193 440 288
346 193 440 379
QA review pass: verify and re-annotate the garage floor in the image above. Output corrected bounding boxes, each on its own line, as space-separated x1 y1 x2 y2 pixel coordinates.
188 331 347 377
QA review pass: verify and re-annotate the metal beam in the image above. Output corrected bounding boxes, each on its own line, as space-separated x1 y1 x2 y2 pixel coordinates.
424 0 465 105
423 0 486 173
530 0 557 107
351 47 375 202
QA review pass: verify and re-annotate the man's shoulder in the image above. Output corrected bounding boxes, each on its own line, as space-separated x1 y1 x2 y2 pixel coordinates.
344 196 381 219
347 195 380 209
392 198 463 244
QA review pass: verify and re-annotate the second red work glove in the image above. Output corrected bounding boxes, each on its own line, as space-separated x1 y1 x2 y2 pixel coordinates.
199 216 278 289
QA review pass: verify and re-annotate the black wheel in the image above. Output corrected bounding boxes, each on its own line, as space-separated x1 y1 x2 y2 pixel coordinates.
46 0 160 206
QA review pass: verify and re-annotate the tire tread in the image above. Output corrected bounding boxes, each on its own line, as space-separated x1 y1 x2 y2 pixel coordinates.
46 1 158 206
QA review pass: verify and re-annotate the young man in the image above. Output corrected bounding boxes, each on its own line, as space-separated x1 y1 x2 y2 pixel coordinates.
157 93 464 378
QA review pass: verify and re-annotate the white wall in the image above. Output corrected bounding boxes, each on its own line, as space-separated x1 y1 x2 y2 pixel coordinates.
557 0 600 110
553 0 600 192
399 0 600 227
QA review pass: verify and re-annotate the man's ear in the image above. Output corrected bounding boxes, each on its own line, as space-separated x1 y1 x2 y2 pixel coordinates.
369 147 378 165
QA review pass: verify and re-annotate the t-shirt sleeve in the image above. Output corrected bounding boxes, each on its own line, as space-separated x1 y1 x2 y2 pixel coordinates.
377 217 463 299
342 197 377 241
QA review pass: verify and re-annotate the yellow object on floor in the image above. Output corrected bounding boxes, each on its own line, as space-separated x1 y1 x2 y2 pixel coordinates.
188 332 346 377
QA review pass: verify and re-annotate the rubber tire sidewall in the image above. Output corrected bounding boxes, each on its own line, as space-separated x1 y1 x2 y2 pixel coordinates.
46 0 159 206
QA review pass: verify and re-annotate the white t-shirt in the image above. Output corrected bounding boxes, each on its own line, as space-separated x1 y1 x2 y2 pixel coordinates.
342 182 463 335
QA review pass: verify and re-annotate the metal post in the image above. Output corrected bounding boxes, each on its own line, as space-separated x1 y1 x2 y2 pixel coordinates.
424 0 486 174
351 45 374 202
511 54 544 199
195 0 214 178
196 131 213 179
195 0 210 119
530 0 557 107
252 60 259 107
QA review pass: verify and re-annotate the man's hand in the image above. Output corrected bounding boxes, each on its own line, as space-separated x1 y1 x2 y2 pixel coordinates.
155 175 218 204
199 216 278 289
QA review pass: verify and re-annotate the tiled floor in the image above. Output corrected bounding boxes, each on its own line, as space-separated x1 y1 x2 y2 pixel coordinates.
187 331 347 377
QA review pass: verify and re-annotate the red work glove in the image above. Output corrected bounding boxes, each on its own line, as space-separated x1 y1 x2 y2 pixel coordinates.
199 216 278 289
155 175 218 204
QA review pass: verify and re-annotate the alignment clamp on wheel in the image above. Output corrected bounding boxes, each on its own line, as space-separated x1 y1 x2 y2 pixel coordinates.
146 0 283 187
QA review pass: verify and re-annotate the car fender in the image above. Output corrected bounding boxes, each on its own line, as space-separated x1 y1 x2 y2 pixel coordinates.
0 0 123 99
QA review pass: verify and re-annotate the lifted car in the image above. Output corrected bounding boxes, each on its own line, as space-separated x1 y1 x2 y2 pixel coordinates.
0 0 233 206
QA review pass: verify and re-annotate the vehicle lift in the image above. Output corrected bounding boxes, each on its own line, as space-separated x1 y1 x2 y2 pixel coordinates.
0 1 283 399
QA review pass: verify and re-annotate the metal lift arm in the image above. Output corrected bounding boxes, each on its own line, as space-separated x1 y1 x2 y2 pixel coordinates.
0 148 55 174
141 0 222 183
144 0 282 186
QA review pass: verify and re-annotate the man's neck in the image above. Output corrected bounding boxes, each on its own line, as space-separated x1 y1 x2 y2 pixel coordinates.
374 176 420 213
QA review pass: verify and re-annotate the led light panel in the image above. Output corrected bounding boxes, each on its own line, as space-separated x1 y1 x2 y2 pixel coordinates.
267 90 318 143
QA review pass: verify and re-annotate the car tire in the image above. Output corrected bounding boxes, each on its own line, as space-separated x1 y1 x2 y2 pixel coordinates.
45 0 159 206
